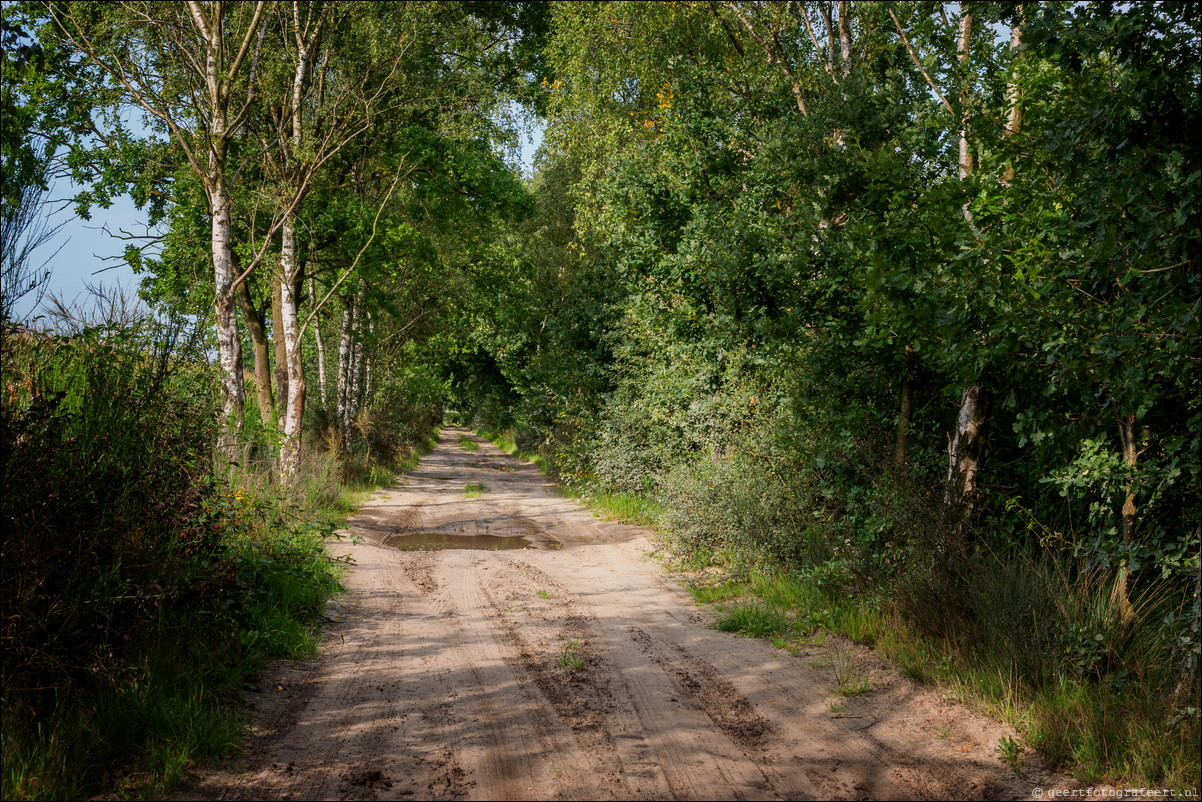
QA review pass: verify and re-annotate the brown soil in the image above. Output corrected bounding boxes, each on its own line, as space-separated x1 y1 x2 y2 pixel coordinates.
185 427 1082 801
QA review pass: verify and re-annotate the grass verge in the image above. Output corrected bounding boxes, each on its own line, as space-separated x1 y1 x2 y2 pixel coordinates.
1 427 440 801
1 501 343 801
683 568 1200 793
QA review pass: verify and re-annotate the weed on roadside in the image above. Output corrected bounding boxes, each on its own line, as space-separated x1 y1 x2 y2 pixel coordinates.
557 639 586 671
464 483 487 498
713 601 794 639
996 735 1027 778
832 644 873 697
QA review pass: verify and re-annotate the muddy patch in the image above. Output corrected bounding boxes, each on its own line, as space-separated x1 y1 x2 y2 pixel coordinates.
342 768 394 790
662 656 773 747
386 531 538 551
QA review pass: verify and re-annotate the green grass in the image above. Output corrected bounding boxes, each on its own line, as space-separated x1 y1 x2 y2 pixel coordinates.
713 601 796 639
464 483 487 498
576 488 660 526
458 437 479 452
832 646 873 697
557 638 586 671
687 579 747 604
683 562 1201 793
473 428 547 469
0 518 341 802
1 424 441 802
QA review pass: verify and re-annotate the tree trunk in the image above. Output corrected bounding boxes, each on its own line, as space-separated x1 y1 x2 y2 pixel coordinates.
310 275 328 408
235 276 275 432
347 281 368 444
278 216 307 484
942 384 985 548
895 347 915 469
1002 5 1024 185
956 5 974 181
337 294 355 451
271 278 289 428
364 309 376 403
1112 412 1139 625
837 0 852 79
210 178 245 463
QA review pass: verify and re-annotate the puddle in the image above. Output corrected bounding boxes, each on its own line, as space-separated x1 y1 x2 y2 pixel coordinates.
387 532 550 551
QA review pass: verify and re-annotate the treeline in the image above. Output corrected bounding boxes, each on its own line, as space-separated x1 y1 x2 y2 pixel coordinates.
2 2 542 798
453 1 1200 788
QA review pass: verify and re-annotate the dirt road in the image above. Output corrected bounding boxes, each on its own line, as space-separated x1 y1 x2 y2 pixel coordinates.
188 427 1066 800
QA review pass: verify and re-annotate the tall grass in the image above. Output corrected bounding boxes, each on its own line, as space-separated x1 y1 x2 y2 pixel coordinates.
0 322 361 800
672 537 1200 792
654 430 1199 792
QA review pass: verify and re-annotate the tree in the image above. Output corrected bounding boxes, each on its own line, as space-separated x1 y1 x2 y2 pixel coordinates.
47 0 273 461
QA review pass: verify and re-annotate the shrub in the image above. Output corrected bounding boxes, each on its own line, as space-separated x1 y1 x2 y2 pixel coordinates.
1 322 220 700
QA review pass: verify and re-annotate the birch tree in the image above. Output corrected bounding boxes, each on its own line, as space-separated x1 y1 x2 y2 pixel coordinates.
47 0 271 460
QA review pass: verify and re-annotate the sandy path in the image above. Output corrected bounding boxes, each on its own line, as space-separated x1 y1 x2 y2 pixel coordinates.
186 427 1070 801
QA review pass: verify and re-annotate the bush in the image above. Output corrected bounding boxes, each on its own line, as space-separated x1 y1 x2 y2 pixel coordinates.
1 320 350 800
1 322 220 699
658 446 832 573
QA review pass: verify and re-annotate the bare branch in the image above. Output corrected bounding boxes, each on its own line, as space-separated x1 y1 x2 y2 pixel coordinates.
888 5 955 115
723 2 809 116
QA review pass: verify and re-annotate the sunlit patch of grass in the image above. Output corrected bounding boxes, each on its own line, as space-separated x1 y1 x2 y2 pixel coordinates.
688 579 747 604
464 483 487 498
579 489 660 526
713 601 795 639
458 437 479 452
833 645 873 697
474 429 547 469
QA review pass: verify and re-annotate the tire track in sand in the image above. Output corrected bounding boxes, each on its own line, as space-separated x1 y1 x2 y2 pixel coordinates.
186 426 1083 802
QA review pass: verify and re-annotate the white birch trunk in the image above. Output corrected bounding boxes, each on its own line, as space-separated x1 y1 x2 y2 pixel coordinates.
347 281 368 443
211 178 245 460
1112 413 1139 625
278 215 307 484
942 384 985 548
957 6 974 183
337 295 354 451
1002 6 1024 186
310 276 328 408
276 21 319 484
364 310 376 401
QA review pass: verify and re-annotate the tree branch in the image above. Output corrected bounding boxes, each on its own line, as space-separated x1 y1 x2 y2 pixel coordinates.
888 6 955 116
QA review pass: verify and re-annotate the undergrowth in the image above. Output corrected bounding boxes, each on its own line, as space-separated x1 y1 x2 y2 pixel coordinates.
0 324 437 800
683 564 1200 792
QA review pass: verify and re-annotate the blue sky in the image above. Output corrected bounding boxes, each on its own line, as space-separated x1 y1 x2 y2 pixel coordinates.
12 125 545 323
